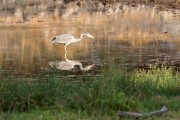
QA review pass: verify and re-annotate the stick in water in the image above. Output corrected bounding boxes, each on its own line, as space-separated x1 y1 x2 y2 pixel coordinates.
118 106 168 118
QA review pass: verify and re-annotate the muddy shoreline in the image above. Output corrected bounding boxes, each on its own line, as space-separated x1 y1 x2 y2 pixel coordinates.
0 0 179 26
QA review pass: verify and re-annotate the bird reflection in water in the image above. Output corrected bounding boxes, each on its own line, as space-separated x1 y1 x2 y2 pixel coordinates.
49 32 95 71
48 59 94 71
49 49 94 71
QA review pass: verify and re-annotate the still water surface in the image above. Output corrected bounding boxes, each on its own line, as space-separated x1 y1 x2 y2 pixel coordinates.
0 5 180 79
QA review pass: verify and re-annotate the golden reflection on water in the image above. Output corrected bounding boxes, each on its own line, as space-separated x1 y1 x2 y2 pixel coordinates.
0 5 180 77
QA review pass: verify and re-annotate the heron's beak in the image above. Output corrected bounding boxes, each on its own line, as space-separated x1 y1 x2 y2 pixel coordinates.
87 34 95 39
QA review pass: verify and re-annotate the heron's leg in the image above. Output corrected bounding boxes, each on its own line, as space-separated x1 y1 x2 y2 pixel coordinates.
64 50 67 60
65 45 67 53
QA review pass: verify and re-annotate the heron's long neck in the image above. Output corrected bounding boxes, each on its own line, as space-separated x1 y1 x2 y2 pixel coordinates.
80 33 85 39
71 34 83 43
81 66 91 71
76 62 91 71
74 34 85 43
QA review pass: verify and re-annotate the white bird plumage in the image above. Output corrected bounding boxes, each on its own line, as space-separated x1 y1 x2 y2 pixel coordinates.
49 32 95 53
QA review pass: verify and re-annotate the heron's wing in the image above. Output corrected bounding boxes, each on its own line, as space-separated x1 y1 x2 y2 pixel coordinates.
48 60 74 70
56 60 75 70
49 34 74 44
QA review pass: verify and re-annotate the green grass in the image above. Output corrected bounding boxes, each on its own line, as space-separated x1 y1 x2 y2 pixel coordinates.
0 109 180 120
0 66 180 119
0 109 120 120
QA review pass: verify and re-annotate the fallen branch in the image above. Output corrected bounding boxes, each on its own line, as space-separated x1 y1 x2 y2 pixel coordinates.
118 106 168 119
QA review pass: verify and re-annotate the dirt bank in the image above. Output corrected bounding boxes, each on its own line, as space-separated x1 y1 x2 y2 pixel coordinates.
70 0 180 10
1 0 180 10
0 0 179 26
121 0 180 10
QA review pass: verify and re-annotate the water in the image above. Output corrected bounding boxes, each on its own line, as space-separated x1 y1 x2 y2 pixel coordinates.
0 4 180 79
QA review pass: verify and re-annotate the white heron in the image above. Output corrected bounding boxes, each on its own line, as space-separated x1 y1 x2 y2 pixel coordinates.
49 32 95 53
